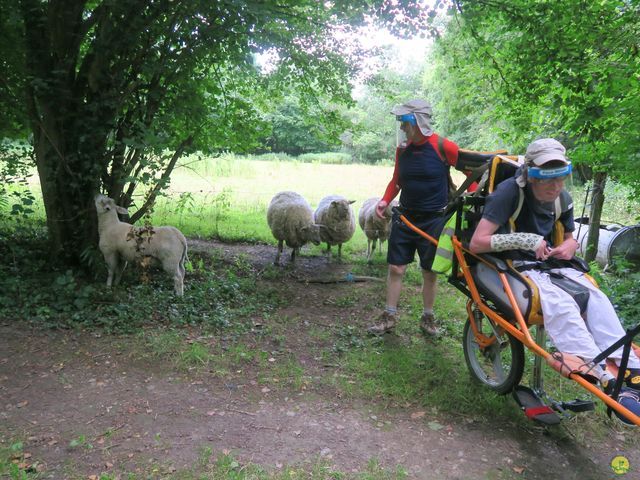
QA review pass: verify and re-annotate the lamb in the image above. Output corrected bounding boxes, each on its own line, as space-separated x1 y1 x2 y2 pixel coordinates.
314 195 356 259
358 197 398 262
94 194 188 296
267 191 323 265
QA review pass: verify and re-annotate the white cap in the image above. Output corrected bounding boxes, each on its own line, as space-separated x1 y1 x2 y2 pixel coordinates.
524 138 569 166
391 99 433 136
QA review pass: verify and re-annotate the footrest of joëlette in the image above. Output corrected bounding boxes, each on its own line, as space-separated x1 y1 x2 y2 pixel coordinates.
559 398 595 413
512 385 561 425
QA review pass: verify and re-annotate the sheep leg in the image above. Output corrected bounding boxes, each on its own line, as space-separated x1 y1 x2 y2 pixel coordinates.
113 259 127 286
290 247 299 263
337 243 342 259
366 239 372 263
162 259 184 297
275 240 283 265
173 272 184 296
104 252 120 287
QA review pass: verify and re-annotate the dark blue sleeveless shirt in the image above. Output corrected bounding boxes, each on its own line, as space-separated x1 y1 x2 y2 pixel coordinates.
398 141 449 212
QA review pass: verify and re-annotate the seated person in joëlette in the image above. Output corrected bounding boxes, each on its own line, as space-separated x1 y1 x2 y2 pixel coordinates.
469 138 640 423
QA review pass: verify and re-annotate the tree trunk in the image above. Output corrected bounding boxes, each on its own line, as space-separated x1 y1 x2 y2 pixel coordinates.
584 171 607 263
22 0 109 266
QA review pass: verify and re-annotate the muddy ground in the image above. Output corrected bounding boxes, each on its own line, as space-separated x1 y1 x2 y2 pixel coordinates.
1 240 638 479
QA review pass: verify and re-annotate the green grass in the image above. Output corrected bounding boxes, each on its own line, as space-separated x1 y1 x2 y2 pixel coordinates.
0 442 410 480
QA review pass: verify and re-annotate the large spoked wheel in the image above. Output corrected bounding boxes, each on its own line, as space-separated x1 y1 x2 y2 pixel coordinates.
462 307 525 395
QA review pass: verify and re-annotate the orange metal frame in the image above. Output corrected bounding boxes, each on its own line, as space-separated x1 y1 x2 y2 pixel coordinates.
399 213 640 426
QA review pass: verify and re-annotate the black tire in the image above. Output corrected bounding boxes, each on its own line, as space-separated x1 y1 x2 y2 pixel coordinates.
462 313 525 395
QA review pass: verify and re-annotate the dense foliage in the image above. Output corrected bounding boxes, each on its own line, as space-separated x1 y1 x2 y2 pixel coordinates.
426 0 640 188
0 0 440 266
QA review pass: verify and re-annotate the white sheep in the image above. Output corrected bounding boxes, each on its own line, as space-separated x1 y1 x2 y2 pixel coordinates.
267 191 323 265
358 197 397 262
94 194 188 296
314 195 356 259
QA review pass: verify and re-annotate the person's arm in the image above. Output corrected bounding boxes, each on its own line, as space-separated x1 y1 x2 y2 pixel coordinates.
470 218 550 259
549 232 579 260
442 137 459 166
376 148 402 218
469 218 500 253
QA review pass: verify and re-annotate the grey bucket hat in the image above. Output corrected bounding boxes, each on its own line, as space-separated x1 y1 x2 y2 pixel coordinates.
391 99 433 136
525 138 569 166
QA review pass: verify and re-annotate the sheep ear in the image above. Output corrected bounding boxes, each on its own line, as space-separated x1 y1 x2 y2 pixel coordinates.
348 200 356 205
116 206 128 215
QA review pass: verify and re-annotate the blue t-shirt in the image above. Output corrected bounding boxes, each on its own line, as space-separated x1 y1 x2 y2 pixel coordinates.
398 141 449 212
482 177 574 247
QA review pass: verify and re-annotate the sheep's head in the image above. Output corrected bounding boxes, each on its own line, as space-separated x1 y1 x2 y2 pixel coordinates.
330 199 355 219
94 194 128 216
301 224 323 245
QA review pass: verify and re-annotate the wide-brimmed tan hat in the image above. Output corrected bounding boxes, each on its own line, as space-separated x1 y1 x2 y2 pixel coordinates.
524 138 569 166
391 99 433 136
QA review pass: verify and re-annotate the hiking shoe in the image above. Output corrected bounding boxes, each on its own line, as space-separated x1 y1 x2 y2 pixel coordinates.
624 368 640 391
419 313 439 337
367 311 397 336
613 387 640 426
602 378 615 396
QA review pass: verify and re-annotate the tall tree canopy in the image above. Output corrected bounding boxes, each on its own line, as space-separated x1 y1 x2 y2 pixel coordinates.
0 0 440 265
428 0 640 185
425 0 640 260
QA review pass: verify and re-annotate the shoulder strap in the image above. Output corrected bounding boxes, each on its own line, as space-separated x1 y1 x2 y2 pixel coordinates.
509 188 525 232
436 135 447 164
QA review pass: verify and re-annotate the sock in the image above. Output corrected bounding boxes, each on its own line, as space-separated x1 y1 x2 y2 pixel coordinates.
423 308 433 316
384 306 397 315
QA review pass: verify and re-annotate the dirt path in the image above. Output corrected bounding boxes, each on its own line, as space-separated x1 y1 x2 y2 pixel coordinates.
1 241 638 479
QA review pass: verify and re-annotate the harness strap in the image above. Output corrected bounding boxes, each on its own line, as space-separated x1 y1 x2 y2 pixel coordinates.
435 136 457 199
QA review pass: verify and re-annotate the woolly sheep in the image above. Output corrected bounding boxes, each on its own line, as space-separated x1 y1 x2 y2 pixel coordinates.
94 194 188 296
358 197 398 262
314 195 356 259
267 191 323 265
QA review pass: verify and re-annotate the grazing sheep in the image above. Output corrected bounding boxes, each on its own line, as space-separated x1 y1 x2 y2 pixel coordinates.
358 197 398 262
267 191 323 265
314 195 356 259
94 194 188 296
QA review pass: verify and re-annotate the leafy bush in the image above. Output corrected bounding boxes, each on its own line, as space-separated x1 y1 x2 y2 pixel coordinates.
297 152 352 164
0 227 280 334
595 261 640 330
0 139 36 222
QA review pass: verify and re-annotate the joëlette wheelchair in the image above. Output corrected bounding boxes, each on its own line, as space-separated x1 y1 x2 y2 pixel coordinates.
398 151 640 426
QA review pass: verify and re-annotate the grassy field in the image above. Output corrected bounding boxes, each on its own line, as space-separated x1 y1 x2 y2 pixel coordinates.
153 155 402 252
7 152 640 246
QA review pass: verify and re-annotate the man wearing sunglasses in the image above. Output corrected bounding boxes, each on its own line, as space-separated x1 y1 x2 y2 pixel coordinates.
368 99 460 337
470 138 640 424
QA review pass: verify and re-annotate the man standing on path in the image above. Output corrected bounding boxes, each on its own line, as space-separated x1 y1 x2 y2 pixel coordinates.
368 99 459 337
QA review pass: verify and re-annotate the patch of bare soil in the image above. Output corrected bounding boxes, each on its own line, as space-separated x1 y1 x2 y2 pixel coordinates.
1 240 637 479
